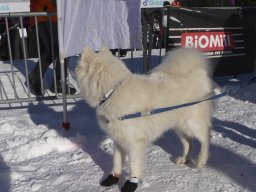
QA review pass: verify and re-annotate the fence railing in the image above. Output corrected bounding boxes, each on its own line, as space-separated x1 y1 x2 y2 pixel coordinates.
0 11 165 107
0 12 75 105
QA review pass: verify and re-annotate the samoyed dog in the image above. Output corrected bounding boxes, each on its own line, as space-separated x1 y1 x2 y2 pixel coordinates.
75 47 213 192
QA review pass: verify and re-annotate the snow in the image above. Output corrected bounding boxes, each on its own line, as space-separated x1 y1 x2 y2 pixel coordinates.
0 51 256 192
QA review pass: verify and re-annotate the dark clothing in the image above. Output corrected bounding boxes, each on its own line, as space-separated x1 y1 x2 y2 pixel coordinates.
29 21 66 84
28 0 75 95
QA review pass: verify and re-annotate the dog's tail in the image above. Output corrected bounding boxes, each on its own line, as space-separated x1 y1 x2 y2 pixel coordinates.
154 48 211 77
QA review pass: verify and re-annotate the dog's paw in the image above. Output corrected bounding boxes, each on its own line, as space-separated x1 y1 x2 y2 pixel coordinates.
100 174 119 186
195 153 208 168
195 159 206 169
175 156 189 165
121 179 138 192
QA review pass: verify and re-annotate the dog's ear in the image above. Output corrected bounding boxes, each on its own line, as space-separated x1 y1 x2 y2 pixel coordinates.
100 46 112 55
81 46 95 59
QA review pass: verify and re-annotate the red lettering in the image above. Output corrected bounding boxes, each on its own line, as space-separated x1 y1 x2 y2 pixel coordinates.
181 32 234 51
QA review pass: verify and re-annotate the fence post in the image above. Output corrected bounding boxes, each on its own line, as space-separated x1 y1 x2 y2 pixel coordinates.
142 9 149 73
254 24 256 74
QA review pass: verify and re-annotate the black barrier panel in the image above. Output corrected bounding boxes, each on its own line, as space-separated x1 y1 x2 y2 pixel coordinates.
166 7 256 76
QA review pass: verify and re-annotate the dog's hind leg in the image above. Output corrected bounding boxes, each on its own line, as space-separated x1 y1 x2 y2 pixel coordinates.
182 116 211 168
194 128 210 168
175 134 192 165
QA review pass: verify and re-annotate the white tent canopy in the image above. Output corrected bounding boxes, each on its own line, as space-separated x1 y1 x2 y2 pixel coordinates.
57 0 142 58
56 0 142 127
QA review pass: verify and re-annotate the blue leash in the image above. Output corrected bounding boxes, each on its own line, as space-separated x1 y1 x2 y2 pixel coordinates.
117 91 228 121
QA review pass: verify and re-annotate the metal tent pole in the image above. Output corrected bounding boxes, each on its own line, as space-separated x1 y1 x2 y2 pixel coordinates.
57 0 70 129
60 57 69 129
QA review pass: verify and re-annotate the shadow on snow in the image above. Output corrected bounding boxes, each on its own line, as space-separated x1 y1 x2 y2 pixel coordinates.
27 101 256 192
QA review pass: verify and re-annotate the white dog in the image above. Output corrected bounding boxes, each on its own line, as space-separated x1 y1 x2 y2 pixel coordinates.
75 47 213 192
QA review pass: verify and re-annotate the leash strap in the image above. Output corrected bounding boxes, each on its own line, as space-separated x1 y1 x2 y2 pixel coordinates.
117 91 227 121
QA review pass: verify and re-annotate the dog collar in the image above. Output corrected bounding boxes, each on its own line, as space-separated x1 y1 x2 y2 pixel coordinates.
98 81 122 106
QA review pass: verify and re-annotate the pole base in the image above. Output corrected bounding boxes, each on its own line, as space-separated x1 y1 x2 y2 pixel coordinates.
62 122 70 130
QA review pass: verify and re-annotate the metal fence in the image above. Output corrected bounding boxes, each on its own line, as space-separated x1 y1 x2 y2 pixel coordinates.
0 11 165 107
0 11 75 106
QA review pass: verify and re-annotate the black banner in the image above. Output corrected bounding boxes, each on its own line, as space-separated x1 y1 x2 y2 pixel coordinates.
166 7 256 76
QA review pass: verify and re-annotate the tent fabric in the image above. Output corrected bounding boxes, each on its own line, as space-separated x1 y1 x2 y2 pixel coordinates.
57 0 142 58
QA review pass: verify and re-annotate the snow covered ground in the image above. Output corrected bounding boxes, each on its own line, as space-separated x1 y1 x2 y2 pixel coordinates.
0 51 256 192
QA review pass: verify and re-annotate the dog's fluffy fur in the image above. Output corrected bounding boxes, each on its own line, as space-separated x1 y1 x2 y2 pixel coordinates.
76 47 213 182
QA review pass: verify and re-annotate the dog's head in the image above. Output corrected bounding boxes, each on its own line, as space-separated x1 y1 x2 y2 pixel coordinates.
75 46 131 107
80 46 112 62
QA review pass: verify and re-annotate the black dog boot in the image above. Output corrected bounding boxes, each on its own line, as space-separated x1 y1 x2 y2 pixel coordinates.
100 174 119 186
121 177 138 192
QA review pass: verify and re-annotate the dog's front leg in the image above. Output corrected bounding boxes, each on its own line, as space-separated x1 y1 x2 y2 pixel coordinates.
121 142 146 192
101 142 124 186
112 142 125 177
